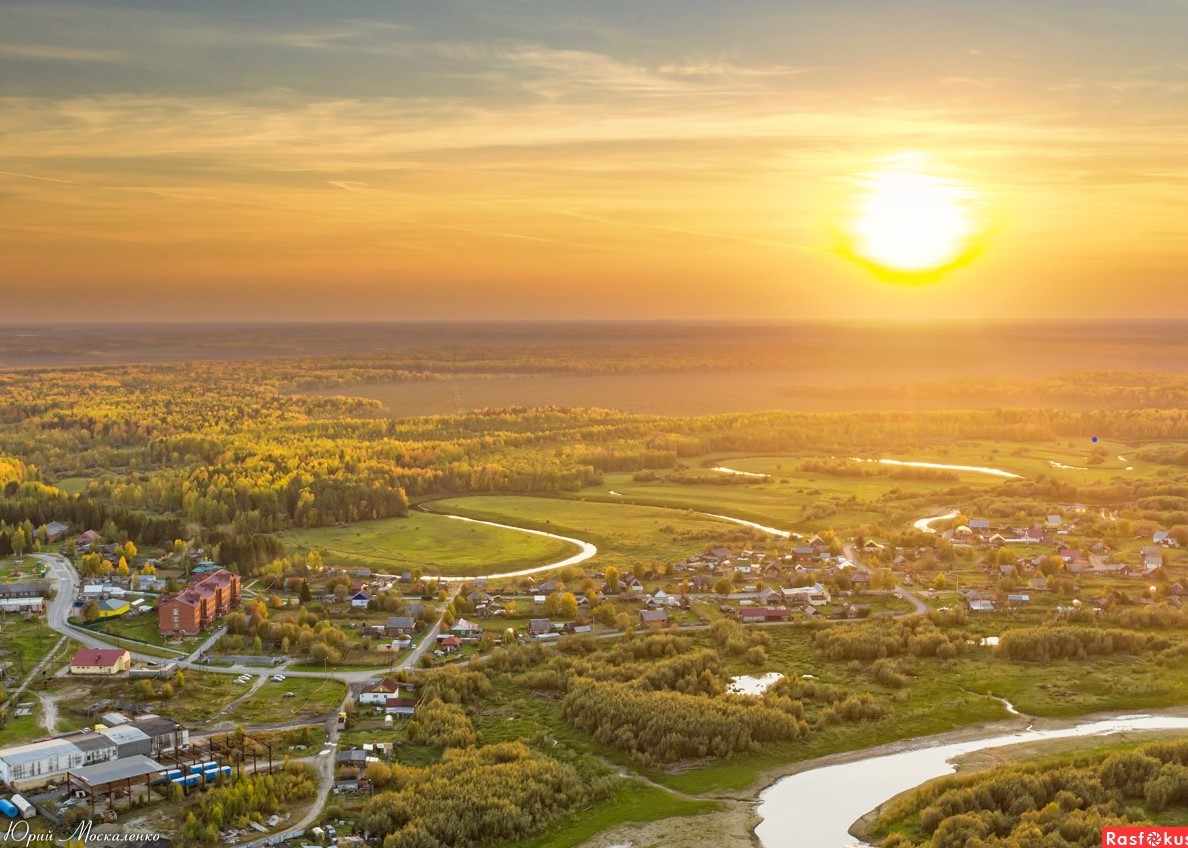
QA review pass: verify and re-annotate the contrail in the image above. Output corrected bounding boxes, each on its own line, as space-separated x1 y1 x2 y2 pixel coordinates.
0 170 77 185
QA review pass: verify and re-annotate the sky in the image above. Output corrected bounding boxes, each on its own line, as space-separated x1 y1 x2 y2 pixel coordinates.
2 1 1187 322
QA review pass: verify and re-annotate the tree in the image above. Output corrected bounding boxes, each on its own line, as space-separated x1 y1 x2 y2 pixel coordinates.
557 592 578 619
603 566 621 593
80 601 99 622
124 540 138 558
714 577 733 596
117 557 130 577
12 527 26 557
299 579 312 606
172 538 187 557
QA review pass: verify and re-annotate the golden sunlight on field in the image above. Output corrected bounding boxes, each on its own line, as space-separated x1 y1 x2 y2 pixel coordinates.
845 153 982 282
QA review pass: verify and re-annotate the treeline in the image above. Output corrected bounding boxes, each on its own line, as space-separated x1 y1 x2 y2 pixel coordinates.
799 459 959 482
358 742 615 848
814 618 967 661
561 678 807 764
0 480 185 545
8 360 1188 536
996 626 1171 663
873 739 1188 848
178 764 317 847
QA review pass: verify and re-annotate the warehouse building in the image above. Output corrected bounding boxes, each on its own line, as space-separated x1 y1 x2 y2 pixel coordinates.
0 738 86 790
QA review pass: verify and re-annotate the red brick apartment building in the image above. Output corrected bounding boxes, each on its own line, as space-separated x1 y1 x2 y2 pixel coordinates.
158 568 242 636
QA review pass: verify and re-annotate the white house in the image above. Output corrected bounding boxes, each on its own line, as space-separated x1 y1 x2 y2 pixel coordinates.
359 678 402 706
350 591 371 609
784 583 831 606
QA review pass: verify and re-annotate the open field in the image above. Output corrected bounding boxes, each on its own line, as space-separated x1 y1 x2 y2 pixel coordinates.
503 781 719 848
0 616 61 679
45 671 246 726
423 495 763 574
278 512 577 576
225 676 346 726
87 612 198 653
580 466 977 531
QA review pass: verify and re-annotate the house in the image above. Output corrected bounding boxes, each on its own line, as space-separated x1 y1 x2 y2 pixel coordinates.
1028 577 1050 591
758 587 785 605
739 607 790 623
953 525 974 540
1007 593 1030 604
158 568 241 636
450 618 482 636
385 616 417 635
0 595 44 613
70 648 131 676
528 619 552 636
77 529 103 548
967 599 995 613
440 636 461 653
95 598 130 619
638 609 669 629
1154 530 1178 547
385 697 416 717
969 519 991 531
350 591 371 609
784 583 831 607
359 678 402 706
43 521 70 541
0 582 50 600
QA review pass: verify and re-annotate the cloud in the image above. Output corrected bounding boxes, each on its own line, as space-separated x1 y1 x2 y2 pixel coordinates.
0 43 126 62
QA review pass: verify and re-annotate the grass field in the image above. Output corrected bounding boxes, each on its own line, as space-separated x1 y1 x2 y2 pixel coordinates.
278 512 577 577
52 476 93 494
424 495 762 574
87 612 197 653
226 676 346 725
0 616 61 678
502 781 719 848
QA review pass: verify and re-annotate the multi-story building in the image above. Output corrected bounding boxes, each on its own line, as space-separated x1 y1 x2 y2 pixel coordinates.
158 568 241 636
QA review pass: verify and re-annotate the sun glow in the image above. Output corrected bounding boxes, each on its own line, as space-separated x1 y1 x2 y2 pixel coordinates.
848 154 978 277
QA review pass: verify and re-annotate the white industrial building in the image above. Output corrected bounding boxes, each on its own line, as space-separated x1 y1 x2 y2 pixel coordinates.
0 739 86 790
0 715 188 790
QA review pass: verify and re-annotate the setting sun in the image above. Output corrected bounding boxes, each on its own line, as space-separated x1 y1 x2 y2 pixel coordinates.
849 154 978 277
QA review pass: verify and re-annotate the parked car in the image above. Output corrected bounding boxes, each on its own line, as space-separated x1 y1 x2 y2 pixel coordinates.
271 674 286 683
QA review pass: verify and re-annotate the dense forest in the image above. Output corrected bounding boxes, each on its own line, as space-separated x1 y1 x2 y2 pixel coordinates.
2 357 1188 570
354 742 616 848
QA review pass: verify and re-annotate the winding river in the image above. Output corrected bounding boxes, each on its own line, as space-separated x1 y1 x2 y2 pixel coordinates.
755 712 1188 848
422 513 598 583
851 458 1022 479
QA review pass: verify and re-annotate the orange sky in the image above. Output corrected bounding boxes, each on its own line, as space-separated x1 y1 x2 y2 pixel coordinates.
2 1 1186 321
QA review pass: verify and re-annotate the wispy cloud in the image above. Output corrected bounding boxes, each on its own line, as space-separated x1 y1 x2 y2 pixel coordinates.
0 42 126 62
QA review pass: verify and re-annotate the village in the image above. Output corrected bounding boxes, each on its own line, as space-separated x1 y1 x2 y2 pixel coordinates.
0 502 1185 843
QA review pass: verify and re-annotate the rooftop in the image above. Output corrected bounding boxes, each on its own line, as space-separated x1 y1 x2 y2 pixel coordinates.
70 755 166 788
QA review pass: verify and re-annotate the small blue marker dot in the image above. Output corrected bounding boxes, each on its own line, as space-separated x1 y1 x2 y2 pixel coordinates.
1092 436 1098 443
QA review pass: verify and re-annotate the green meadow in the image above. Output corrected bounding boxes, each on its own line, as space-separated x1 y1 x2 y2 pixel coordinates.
278 511 577 576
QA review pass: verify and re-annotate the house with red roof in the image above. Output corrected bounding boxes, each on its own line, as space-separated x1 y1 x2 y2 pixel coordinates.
69 648 131 676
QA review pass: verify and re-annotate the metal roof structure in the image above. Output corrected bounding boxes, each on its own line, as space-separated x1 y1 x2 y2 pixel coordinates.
66 733 117 755
69 755 165 789
97 725 150 746
0 738 82 766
